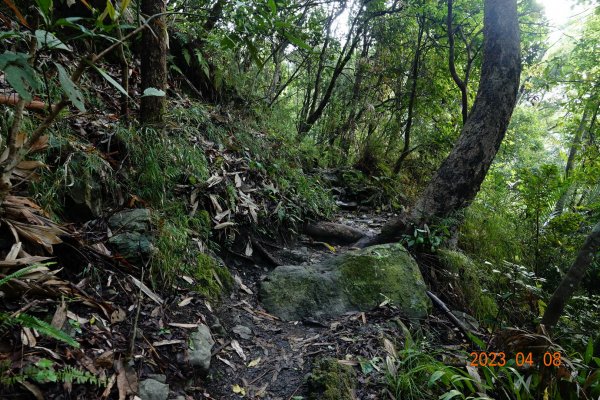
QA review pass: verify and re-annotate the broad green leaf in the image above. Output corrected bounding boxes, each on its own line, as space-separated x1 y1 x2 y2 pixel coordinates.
35 30 71 51
91 64 130 97
0 51 40 101
428 370 446 386
142 87 166 97
283 31 312 51
439 389 463 400
35 0 53 24
584 338 594 364
55 63 85 112
267 0 276 14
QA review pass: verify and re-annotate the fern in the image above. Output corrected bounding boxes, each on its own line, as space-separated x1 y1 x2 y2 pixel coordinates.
13 313 79 348
0 264 79 348
1 359 104 387
0 265 36 287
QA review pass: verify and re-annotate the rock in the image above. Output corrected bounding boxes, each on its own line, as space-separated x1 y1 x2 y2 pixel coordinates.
307 358 356 400
108 208 151 232
232 325 252 340
138 378 169 400
146 374 166 383
304 222 365 244
260 243 431 321
108 231 154 264
188 324 214 371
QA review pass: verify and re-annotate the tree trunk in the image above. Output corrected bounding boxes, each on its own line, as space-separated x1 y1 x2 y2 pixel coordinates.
369 0 521 244
541 221 600 329
552 103 598 217
139 0 167 126
447 0 469 125
393 14 425 174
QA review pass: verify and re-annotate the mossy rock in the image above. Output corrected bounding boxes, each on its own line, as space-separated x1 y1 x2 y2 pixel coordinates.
108 231 154 264
307 358 356 400
260 243 430 321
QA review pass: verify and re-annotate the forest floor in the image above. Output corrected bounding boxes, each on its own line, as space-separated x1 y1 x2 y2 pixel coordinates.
1 208 466 400
201 212 462 400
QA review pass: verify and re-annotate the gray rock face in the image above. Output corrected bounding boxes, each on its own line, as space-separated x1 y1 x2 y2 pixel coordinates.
138 378 169 400
108 208 152 232
188 324 214 371
260 243 431 321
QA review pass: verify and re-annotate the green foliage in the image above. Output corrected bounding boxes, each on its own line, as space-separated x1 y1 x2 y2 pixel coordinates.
385 327 600 400
307 358 356 400
0 265 79 348
401 223 448 253
0 358 103 388
189 253 233 300
437 249 498 320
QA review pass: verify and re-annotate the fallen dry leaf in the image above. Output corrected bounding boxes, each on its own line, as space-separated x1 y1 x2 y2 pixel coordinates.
51 299 68 329
95 350 115 369
116 359 138 400
178 297 193 307
110 308 127 324
230 340 246 361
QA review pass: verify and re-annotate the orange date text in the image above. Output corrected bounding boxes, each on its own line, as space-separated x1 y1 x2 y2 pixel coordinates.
469 352 562 367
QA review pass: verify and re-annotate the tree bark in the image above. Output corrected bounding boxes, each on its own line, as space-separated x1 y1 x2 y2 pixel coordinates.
541 220 600 329
369 0 521 244
139 0 167 126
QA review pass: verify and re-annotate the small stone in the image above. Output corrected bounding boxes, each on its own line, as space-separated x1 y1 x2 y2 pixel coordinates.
108 208 151 232
188 324 214 371
138 378 169 400
232 325 252 340
108 231 154 265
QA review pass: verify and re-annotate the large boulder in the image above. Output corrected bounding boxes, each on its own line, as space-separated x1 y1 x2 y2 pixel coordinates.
260 243 430 321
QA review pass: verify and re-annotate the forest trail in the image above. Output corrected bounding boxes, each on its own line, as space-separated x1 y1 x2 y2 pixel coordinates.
202 212 454 399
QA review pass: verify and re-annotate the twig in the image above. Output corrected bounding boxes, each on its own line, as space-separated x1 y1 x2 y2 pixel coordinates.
251 238 281 266
129 264 145 356
426 290 483 349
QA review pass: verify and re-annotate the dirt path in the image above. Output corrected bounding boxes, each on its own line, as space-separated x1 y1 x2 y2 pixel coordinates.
202 212 413 399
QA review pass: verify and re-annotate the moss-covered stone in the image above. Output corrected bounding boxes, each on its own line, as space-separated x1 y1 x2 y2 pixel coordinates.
307 358 356 400
192 253 233 300
339 244 430 316
260 243 430 321
437 248 498 319
108 231 154 264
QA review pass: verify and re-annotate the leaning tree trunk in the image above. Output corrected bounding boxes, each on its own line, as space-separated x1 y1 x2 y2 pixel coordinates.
139 0 167 125
370 0 521 244
541 221 600 329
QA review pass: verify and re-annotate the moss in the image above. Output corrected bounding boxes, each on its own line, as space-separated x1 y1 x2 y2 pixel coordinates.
339 244 430 317
192 253 233 300
189 210 211 241
308 358 356 400
437 249 498 319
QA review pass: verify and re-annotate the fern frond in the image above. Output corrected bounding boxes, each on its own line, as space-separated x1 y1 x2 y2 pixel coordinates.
14 314 79 348
0 265 37 287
